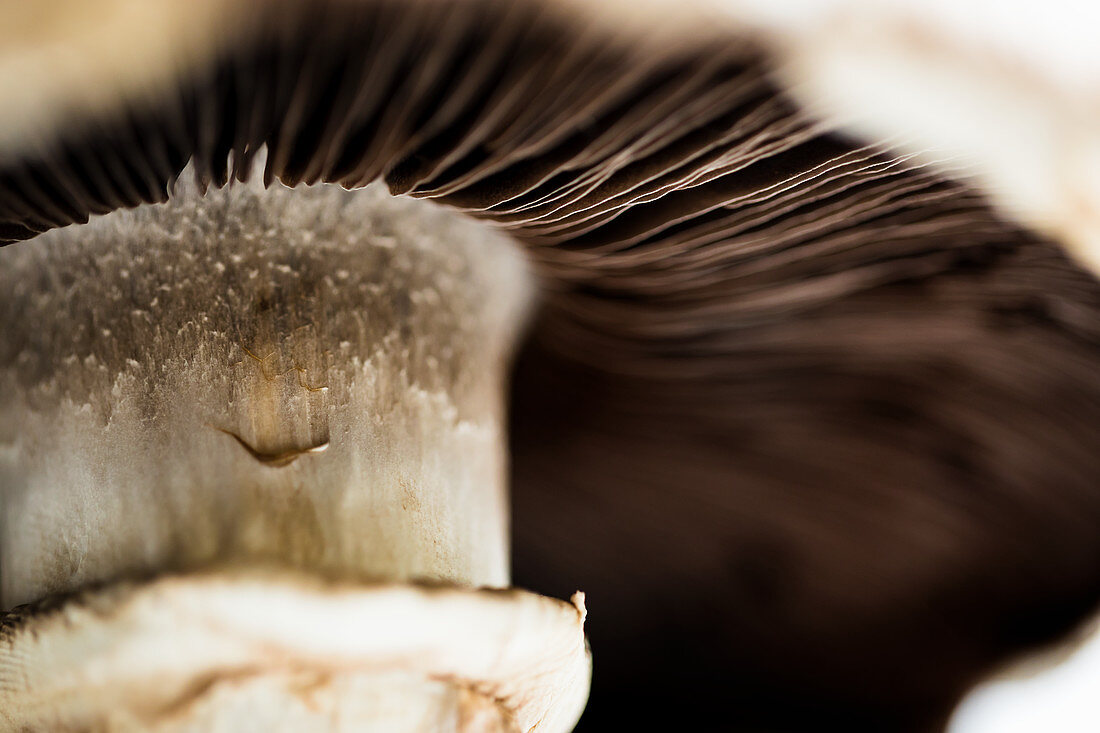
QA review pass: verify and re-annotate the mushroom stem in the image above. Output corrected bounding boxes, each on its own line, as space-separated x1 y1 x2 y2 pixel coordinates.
0 166 531 604
0 163 589 730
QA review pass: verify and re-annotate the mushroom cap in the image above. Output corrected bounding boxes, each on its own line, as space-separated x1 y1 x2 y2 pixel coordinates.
2 1 1100 729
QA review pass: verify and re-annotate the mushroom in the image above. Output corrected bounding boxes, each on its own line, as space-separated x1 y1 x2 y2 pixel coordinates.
1 1 1099 731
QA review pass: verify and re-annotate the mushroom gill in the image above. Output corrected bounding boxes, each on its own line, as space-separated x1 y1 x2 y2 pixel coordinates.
1 1 1099 731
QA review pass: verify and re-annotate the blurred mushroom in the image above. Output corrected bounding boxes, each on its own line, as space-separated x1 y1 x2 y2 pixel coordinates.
1 0 1099 731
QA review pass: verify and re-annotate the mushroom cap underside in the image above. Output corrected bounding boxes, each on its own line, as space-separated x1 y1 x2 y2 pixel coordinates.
3 1 1100 730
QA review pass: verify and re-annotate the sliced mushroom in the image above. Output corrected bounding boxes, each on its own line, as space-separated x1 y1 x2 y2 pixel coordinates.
1 1 1099 731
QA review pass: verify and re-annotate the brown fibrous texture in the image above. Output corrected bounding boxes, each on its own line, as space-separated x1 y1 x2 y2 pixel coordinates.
1 1 1100 731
